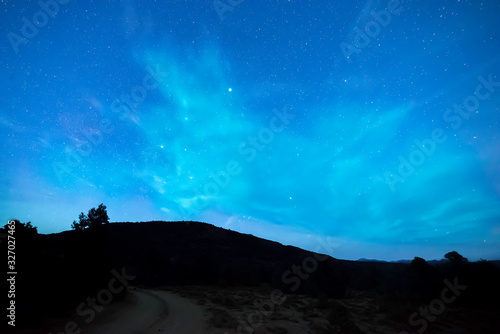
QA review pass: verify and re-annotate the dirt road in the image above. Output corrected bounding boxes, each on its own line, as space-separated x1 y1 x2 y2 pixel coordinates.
80 288 206 334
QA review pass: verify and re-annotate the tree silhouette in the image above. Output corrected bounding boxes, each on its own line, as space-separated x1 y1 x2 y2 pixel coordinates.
88 203 109 227
71 204 109 230
444 251 468 265
410 256 428 268
3 220 38 235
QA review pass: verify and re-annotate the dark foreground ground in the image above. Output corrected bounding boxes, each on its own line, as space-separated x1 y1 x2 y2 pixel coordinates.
11 285 499 333
2 221 499 333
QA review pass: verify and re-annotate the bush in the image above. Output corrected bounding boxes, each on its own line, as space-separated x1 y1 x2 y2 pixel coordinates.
72 203 109 230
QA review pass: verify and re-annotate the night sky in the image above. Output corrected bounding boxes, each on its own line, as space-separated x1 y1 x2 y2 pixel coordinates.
1 0 499 261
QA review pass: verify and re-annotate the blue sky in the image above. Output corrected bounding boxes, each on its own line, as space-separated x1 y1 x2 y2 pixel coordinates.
1 0 499 261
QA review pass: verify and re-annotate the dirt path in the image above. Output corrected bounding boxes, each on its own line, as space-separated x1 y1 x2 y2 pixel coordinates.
80 288 206 334
147 290 206 334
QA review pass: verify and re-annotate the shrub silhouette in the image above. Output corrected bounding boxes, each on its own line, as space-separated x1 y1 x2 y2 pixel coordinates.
445 251 468 265
3 219 38 235
71 203 109 230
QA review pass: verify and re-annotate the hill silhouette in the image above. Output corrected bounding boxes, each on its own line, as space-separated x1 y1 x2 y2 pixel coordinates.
4 221 500 333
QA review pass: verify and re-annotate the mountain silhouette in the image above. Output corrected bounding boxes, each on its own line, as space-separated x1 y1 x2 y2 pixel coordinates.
4 221 500 333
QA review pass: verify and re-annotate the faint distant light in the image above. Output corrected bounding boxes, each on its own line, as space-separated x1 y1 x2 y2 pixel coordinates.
160 145 164 149
228 88 232 92
289 196 292 200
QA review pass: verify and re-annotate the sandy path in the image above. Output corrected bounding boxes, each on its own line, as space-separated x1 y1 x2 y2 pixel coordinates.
80 288 206 334
147 290 206 334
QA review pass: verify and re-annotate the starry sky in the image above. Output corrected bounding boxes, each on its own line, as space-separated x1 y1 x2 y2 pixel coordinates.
1 0 499 261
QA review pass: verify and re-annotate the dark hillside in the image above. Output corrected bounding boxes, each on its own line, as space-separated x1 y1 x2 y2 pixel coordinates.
6 221 500 331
